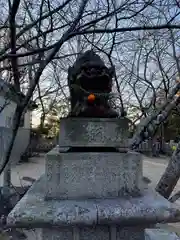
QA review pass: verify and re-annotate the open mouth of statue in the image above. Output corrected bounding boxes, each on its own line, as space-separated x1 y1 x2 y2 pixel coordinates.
76 67 111 93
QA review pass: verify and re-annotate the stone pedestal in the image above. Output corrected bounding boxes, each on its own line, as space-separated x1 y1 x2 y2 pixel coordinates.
58 117 129 147
45 150 142 200
7 118 180 239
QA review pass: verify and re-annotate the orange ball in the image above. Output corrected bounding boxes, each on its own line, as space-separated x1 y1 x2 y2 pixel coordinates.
87 94 96 102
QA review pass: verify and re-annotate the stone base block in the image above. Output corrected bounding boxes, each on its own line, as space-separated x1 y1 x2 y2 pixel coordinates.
37 227 180 240
34 227 180 240
45 148 142 199
24 227 180 240
41 226 145 240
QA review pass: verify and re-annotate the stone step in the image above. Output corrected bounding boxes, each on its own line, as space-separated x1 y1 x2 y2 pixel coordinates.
7 176 180 228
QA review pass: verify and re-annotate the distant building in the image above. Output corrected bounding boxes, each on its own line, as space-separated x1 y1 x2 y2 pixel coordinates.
0 78 38 164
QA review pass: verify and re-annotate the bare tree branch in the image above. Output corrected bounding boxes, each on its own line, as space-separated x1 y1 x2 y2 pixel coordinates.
9 0 21 92
0 0 89 176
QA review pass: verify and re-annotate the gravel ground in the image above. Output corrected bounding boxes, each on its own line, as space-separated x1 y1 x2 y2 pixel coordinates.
143 155 180 236
0 154 46 188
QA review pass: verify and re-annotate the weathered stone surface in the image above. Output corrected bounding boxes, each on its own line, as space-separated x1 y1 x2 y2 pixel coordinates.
45 148 142 199
42 228 73 240
23 227 180 240
7 176 180 228
42 226 145 240
59 118 129 147
145 229 180 239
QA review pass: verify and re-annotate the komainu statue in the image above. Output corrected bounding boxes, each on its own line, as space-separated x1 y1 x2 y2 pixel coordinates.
67 50 119 118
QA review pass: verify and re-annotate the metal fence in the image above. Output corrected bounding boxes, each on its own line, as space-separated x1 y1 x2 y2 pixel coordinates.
0 127 30 165
135 141 172 156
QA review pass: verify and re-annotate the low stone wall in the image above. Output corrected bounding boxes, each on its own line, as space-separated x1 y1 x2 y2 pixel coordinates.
33 142 56 153
28 137 57 153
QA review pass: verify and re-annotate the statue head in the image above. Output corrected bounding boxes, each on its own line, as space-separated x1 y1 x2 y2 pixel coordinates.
68 50 115 93
67 50 118 118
